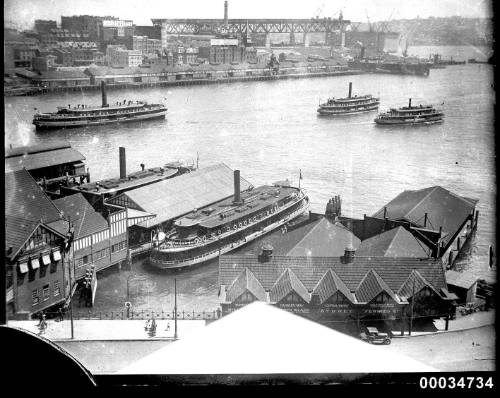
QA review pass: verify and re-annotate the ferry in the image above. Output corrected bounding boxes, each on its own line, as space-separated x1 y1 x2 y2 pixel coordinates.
149 171 310 269
32 82 167 130
374 99 444 125
317 82 379 115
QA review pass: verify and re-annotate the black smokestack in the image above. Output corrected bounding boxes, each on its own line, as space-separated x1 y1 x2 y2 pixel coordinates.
348 82 352 98
224 1 228 25
360 46 365 59
409 98 412 108
119 147 126 180
101 81 108 108
233 169 241 204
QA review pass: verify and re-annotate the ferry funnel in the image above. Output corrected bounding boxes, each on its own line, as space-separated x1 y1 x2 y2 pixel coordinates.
233 169 242 204
348 82 352 98
408 98 412 108
224 1 228 25
101 81 108 108
119 147 126 180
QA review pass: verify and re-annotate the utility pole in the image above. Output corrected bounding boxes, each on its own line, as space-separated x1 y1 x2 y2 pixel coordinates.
409 272 416 336
174 278 178 339
67 216 74 340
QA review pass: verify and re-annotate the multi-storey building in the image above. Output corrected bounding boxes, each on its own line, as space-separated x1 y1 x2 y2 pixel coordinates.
35 20 57 34
32 54 57 72
198 39 246 64
102 18 134 40
107 46 143 67
61 15 106 41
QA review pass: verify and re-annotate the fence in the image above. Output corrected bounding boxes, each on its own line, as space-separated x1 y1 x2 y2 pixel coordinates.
70 309 220 321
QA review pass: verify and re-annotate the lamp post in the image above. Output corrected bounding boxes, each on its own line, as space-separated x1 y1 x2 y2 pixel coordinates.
126 273 136 302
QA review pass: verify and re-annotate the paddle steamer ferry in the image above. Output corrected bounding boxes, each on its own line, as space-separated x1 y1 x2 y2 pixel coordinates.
150 171 309 269
317 82 379 115
32 82 167 130
374 98 444 125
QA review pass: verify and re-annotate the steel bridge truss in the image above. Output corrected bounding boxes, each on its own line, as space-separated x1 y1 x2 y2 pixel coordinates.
152 19 350 36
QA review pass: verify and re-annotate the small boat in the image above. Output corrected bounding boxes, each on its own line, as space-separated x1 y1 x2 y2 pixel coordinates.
149 171 310 269
317 82 380 115
32 81 167 130
374 98 444 125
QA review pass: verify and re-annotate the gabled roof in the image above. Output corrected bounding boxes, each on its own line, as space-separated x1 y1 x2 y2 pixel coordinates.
219 256 447 295
5 216 41 259
286 218 361 257
445 270 478 290
269 268 310 303
52 193 108 238
372 186 478 246
355 269 399 303
5 146 85 173
5 169 62 224
356 226 431 258
110 163 252 228
312 269 355 304
398 269 441 298
226 268 267 302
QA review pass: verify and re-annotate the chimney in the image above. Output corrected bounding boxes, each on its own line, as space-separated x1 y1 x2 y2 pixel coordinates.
119 147 126 180
408 98 412 108
258 244 274 263
224 1 228 25
101 81 108 108
233 169 242 204
348 82 352 98
360 46 365 59
344 245 355 263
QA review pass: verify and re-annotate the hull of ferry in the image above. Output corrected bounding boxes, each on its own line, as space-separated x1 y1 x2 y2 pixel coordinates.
149 195 309 270
317 103 380 115
33 109 167 130
374 116 443 125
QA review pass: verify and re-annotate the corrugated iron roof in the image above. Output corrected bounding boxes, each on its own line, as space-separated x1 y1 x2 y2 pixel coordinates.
117 163 252 228
219 255 446 295
52 193 108 239
445 270 478 290
5 216 41 259
355 269 399 303
372 186 478 246
5 141 72 158
269 268 310 303
5 169 62 224
356 226 431 257
5 147 86 172
226 268 267 302
312 269 355 304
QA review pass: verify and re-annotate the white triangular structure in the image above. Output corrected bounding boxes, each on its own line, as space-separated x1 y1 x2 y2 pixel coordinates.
119 302 435 374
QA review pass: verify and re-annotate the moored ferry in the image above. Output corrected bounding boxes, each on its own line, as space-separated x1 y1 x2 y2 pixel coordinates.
374 98 444 125
317 82 380 115
32 82 167 130
149 171 310 269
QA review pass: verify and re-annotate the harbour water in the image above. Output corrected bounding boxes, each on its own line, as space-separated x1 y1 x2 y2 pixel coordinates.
5 47 495 313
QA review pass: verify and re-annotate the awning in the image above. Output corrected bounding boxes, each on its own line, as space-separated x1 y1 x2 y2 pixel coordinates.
19 262 28 274
42 254 51 266
52 250 61 261
30 258 40 270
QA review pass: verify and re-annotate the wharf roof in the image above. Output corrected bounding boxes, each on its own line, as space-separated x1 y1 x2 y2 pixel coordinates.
356 226 431 258
52 193 108 238
231 215 360 257
5 169 62 224
355 269 400 303
5 141 72 158
398 270 441 298
312 269 355 304
33 70 90 81
269 268 310 303
372 186 478 246
445 270 479 290
5 146 85 173
226 268 267 303
5 216 42 259
219 255 447 295
111 163 252 228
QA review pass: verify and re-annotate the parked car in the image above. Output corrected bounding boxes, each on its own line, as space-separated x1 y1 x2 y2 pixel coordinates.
359 326 392 345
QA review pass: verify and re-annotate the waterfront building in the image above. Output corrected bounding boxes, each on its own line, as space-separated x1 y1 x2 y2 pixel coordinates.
5 169 70 319
107 45 143 67
219 246 457 334
51 193 129 281
29 69 91 88
32 54 57 72
198 38 246 64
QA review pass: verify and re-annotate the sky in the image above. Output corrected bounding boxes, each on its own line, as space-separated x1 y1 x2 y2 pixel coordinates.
4 0 493 29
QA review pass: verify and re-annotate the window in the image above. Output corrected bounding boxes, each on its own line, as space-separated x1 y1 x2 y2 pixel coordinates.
111 240 127 253
32 289 39 306
42 285 50 301
94 247 110 261
53 280 60 297
75 255 91 268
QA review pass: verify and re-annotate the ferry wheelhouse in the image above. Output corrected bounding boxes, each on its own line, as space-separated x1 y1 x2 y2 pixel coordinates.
150 171 310 269
374 98 444 125
317 82 380 115
32 82 167 130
